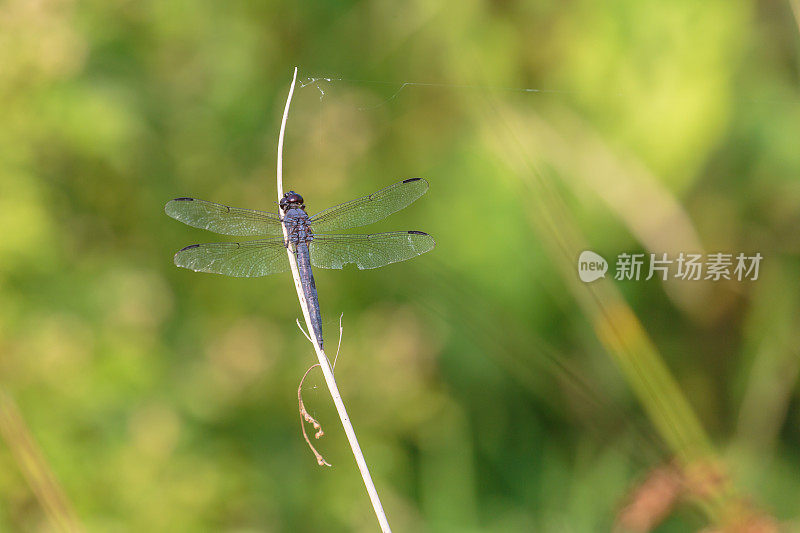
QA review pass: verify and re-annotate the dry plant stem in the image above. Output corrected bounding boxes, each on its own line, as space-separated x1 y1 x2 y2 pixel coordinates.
298 364 331 467
0 389 82 533
296 313 345 464
277 67 392 533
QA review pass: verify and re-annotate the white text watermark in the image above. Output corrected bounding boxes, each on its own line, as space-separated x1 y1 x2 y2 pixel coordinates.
578 251 762 283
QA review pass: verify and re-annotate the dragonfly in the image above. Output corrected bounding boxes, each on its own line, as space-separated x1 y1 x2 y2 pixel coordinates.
165 178 435 348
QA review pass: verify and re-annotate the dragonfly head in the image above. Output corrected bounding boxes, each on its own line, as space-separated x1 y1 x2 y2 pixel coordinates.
279 191 305 211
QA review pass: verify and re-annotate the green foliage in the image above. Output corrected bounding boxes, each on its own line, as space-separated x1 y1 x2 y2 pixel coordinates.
0 0 798 530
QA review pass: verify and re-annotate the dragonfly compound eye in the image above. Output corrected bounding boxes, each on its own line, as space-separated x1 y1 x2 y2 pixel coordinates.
280 192 304 210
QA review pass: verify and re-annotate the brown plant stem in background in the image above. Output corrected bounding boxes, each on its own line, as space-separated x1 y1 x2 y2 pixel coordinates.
615 461 683 533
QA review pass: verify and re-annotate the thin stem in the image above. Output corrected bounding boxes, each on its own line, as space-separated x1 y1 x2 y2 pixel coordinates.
0 389 83 532
277 66 392 533
792 0 800 35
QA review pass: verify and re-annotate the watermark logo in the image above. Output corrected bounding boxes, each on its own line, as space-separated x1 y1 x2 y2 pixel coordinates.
578 250 609 282
578 251 762 282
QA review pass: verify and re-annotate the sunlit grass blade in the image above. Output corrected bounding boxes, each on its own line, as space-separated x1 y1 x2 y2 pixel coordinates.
479 96 773 527
0 389 83 533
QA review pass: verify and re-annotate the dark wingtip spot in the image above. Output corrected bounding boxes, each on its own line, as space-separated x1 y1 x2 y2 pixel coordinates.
179 244 201 251
173 197 194 201
402 178 422 183
408 230 428 235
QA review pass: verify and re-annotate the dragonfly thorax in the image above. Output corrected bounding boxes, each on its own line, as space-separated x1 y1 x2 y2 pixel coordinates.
283 207 314 245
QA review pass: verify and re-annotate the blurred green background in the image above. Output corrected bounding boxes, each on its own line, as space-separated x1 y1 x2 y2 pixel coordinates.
1 0 799 531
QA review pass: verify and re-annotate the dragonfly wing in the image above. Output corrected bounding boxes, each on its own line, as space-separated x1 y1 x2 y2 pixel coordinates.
309 231 435 270
174 239 289 277
165 198 283 236
309 178 429 232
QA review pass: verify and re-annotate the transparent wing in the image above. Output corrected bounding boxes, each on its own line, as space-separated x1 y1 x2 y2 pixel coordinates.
173 239 289 277
309 231 435 270
309 178 429 232
165 197 283 236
